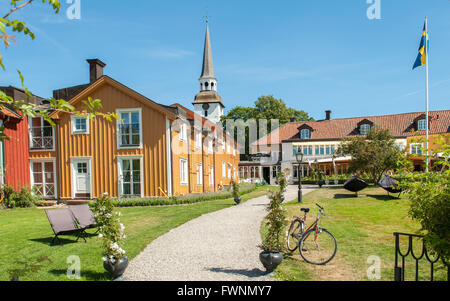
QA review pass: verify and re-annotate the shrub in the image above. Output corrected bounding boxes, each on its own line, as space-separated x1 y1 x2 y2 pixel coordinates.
1 185 40 208
92 194 127 263
261 172 288 253
231 177 240 199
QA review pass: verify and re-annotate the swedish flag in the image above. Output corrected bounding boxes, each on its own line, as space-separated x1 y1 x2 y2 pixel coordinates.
413 23 428 69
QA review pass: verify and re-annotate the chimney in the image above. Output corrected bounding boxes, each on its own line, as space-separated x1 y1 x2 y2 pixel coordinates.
290 117 297 122
325 110 332 120
87 59 106 83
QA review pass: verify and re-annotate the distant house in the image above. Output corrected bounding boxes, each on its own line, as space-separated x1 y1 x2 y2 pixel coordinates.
0 86 43 191
241 110 450 184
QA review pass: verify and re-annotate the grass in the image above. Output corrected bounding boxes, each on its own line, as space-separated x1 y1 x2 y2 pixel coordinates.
264 186 448 281
0 185 277 281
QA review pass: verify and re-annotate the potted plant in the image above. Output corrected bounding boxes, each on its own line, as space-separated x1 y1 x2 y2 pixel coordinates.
231 177 241 204
93 193 128 279
259 172 287 273
333 175 339 185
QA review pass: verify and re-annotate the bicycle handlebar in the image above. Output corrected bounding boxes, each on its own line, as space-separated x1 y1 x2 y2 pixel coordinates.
316 203 324 210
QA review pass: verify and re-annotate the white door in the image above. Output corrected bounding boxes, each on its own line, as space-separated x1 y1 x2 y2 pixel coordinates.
72 159 91 198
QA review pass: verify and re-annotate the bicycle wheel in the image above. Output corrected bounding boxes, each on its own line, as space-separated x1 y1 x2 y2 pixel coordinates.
286 219 303 252
299 228 337 265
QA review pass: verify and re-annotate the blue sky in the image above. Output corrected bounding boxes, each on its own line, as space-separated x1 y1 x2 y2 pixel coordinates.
1 0 449 120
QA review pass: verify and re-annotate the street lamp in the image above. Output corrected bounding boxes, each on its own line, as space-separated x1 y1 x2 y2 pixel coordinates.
296 151 304 203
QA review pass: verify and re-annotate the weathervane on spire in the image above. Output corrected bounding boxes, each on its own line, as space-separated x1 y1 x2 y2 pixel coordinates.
204 8 209 24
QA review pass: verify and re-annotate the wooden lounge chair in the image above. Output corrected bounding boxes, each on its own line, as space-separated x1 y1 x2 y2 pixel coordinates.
68 204 98 233
45 208 86 244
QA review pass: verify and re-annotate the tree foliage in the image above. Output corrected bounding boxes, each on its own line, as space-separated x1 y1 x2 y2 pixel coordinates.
222 95 313 159
337 127 405 184
0 0 117 142
401 135 450 262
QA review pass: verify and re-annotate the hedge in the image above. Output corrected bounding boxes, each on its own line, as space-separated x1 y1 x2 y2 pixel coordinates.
91 184 258 208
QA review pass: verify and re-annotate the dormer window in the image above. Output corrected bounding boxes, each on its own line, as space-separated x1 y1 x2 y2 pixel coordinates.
417 119 427 131
360 124 371 135
300 129 311 139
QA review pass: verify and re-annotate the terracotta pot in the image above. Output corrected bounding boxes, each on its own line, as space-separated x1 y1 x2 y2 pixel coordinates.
259 251 283 273
103 256 128 278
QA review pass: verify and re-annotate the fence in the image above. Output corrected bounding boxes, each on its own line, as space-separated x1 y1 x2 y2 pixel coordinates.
394 232 449 281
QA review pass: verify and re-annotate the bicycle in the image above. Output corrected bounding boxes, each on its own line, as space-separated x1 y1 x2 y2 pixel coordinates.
286 203 337 265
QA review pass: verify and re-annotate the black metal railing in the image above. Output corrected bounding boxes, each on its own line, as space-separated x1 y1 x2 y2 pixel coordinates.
394 232 449 281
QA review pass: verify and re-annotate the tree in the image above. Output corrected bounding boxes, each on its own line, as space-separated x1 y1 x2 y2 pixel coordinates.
337 127 404 184
0 0 116 142
402 135 450 262
222 95 313 160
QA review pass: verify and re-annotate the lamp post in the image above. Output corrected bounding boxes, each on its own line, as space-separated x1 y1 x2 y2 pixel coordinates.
296 151 304 203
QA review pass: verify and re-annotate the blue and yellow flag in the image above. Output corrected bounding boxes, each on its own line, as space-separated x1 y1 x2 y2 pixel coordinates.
413 23 428 70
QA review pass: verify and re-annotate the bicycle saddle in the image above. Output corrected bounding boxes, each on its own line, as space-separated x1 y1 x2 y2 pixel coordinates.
301 208 310 213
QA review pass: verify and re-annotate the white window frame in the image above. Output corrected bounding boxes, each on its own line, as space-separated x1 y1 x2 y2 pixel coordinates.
410 143 423 155
28 116 55 152
179 123 187 142
208 140 213 154
222 161 226 178
209 165 214 186
116 108 143 150
180 158 188 185
30 158 57 199
227 139 231 154
417 119 427 131
195 132 202 149
197 163 203 185
117 155 144 197
228 164 232 179
300 129 310 139
71 115 90 135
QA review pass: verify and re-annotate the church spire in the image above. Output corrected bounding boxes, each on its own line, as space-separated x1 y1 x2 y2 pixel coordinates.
200 24 215 80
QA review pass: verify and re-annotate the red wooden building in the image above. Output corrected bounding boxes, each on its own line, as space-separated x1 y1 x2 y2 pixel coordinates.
0 86 43 190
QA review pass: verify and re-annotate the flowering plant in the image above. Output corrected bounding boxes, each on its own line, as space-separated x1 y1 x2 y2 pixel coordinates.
93 193 126 263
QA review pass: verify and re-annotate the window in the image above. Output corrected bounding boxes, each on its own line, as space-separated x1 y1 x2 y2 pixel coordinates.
228 164 231 179
360 124 371 135
272 166 281 178
300 129 311 139
71 116 89 134
209 166 214 186
29 117 54 150
418 119 427 131
222 139 225 152
119 157 142 197
227 140 231 153
233 144 236 156
197 163 203 185
222 161 226 178
410 143 423 155
195 132 202 149
293 165 298 178
320 146 325 155
179 123 187 141
117 109 142 148
180 158 188 185
208 140 213 154
31 160 56 198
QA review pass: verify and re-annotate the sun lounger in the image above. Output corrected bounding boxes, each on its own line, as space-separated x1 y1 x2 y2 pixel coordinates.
68 204 98 232
45 208 86 244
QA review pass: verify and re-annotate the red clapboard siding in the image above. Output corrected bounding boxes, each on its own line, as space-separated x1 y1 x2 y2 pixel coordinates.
3 114 30 190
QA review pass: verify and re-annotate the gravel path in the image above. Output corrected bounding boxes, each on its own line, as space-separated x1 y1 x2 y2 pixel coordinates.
125 185 316 281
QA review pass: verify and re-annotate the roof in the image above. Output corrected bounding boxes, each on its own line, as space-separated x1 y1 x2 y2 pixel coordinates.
193 90 224 107
0 106 22 119
200 24 215 79
49 76 178 120
254 110 450 146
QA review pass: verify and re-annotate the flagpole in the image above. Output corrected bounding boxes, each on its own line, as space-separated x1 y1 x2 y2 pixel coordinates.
425 16 430 173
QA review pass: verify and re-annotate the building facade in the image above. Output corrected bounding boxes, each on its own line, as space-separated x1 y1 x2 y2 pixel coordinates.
241 110 450 184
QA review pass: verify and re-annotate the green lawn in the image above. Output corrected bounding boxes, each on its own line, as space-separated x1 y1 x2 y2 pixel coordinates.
0 185 276 281
268 186 448 281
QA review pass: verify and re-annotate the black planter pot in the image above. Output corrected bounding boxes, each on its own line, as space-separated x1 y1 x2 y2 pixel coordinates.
103 256 128 278
259 251 283 273
280 196 285 202
234 196 241 204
